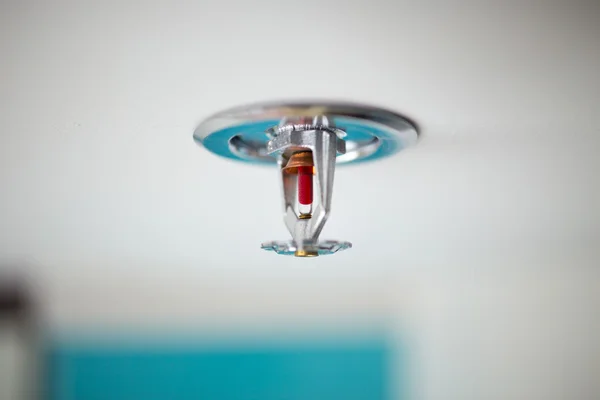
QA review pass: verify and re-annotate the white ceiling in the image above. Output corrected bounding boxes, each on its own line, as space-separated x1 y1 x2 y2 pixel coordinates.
1 0 599 273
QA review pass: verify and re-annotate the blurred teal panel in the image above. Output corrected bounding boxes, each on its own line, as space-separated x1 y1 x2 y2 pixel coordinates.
46 338 393 400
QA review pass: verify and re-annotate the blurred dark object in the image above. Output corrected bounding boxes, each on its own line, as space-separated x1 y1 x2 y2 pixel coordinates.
0 280 32 323
0 276 38 400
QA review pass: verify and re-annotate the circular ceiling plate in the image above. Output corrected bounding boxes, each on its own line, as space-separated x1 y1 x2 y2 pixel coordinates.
193 101 418 165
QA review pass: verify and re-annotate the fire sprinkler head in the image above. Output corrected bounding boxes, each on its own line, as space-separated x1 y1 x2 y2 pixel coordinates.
193 101 418 257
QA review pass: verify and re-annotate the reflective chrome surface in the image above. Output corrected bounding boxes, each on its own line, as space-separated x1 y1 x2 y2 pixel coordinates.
193 101 418 165
261 240 352 256
193 101 419 257
267 116 349 256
